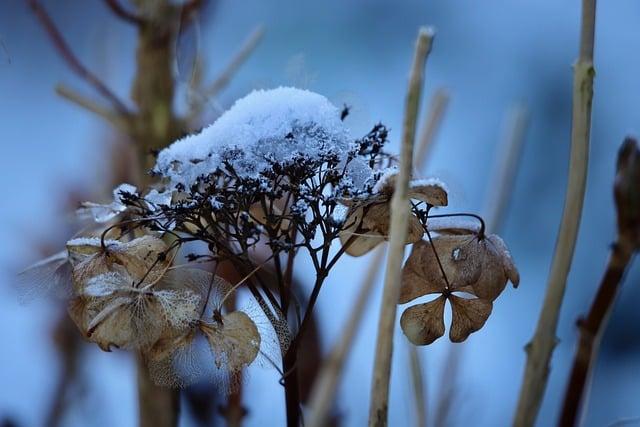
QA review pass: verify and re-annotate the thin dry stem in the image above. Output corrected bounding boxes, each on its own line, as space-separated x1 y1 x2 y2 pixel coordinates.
414 88 449 172
483 105 529 234
514 1 596 425
368 27 434 427
307 247 385 427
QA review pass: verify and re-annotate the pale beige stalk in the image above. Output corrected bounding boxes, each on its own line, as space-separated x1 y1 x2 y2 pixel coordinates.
307 84 444 427
368 27 435 427
514 0 596 425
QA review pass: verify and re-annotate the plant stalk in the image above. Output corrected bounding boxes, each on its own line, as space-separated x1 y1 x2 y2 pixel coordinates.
368 27 434 427
559 236 634 425
513 1 596 425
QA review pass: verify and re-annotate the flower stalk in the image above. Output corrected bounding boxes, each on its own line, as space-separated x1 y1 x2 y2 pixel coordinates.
514 0 596 425
368 27 435 427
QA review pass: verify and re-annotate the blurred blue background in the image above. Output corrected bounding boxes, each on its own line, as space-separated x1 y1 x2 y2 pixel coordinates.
1 0 639 426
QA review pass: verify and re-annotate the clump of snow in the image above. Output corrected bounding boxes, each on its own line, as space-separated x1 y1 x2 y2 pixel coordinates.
410 177 449 194
155 87 371 189
372 167 399 194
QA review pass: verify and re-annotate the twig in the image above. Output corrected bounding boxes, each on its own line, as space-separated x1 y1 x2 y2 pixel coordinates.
27 0 130 115
103 0 145 25
55 84 131 133
414 88 449 172
513 1 596 425
368 27 435 427
559 236 634 425
408 346 427 427
559 137 639 425
307 247 385 427
483 105 529 234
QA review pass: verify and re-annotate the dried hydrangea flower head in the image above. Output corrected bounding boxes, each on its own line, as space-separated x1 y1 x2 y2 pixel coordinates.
339 170 448 256
399 225 519 345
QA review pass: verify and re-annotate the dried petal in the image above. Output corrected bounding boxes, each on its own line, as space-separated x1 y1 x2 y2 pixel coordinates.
399 238 482 303
400 296 446 345
448 295 492 342
400 241 447 303
339 201 423 257
17 251 72 302
199 311 261 371
69 235 169 295
408 179 448 207
467 235 519 301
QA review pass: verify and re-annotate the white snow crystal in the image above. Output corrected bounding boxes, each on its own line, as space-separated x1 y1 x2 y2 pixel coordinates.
78 183 138 223
154 87 372 190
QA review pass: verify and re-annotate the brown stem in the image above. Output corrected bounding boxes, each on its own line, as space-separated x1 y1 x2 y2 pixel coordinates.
137 353 180 427
104 0 145 25
559 237 634 426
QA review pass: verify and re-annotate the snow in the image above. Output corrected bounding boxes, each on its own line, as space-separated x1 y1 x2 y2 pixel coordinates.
154 87 372 191
410 177 449 194
372 167 399 194
77 183 138 223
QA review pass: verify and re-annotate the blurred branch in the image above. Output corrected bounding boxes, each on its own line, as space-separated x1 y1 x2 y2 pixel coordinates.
514 0 596 425
559 137 640 426
483 105 529 234
190 26 265 119
103 0 145 25
56 84 132 133
408 346 427 427
369 27 434 427
27 0 131 115
414 88 449 172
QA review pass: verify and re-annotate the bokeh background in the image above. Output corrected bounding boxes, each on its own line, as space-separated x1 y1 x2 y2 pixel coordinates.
1 0 639 426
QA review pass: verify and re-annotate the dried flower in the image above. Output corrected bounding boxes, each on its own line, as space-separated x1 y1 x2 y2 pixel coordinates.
339 172 448 256
398 232 519 345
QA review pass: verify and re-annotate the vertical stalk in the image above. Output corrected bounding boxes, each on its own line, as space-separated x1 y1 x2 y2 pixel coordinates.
513 1 596 425
131 2 184 426
368 27 434 427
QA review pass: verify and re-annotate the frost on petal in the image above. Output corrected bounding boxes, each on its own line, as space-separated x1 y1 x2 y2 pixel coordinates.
199 311 261 372
448 295 492 343
400 296 446 345
408 178 448 207
486 234 520 288
17 251 72 302
76 183 137 223
145 189 173 210
428 216 482 235
69 235 169 295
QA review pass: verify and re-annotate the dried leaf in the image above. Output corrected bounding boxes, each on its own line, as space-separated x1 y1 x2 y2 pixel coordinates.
400 296 446 345
448 295 492 343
